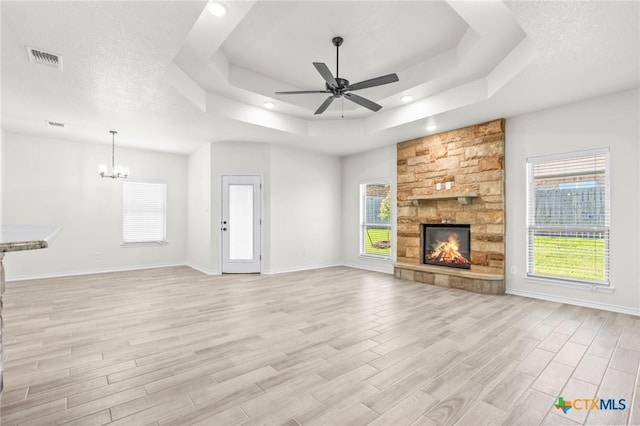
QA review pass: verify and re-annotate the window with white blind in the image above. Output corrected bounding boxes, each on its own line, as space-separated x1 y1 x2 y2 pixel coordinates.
360 182 391 259
526 149 610 286
123 181 167 244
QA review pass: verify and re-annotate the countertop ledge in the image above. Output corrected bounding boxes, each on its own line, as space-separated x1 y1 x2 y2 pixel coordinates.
0 226 62 253
0 240 48 253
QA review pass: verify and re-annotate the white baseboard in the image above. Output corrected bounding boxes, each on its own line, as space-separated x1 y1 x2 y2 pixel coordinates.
262 262 343 275
184 263 220 276
341 261 394 275
6 261 378 280
506 288 640 317
6 262 186 282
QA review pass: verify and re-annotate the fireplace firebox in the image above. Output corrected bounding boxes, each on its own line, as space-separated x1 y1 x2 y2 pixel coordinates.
423 224 471 269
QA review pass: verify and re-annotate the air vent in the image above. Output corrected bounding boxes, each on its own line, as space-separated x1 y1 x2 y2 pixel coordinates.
27 46 63 70
46 121 65 128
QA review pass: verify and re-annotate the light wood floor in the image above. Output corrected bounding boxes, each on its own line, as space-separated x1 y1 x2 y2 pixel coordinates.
1 266 639 426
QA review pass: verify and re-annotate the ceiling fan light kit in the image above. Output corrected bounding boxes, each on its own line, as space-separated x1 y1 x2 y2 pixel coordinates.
275 36 399 115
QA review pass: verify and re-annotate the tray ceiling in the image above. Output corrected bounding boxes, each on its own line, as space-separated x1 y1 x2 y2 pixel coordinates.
1 1 638 155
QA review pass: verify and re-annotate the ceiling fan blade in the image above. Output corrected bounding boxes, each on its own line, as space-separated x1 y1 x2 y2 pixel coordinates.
313 62 338 88
314 96 335 115
348 73 399 91
344 93 382 112
275 90 329 95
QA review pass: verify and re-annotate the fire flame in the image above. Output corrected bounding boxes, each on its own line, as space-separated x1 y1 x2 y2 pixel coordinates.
426 233 471 266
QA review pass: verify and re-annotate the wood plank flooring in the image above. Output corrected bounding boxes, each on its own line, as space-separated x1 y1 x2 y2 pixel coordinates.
1 266 639 425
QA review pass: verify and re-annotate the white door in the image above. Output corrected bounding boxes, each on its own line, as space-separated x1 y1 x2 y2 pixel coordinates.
221 175 262 273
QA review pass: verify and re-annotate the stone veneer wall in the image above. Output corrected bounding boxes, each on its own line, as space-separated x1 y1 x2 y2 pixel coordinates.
395 118 505 293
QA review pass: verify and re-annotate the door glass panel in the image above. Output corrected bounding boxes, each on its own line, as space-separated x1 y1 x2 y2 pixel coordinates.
229 184 253 260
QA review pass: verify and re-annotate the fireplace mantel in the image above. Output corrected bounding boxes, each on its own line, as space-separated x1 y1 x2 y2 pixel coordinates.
408 192 479 205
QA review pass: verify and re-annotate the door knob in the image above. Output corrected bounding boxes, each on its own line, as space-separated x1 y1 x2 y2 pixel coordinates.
222 227 227 231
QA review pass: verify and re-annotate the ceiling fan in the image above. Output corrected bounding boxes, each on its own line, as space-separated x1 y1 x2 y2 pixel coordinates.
275 36 399 115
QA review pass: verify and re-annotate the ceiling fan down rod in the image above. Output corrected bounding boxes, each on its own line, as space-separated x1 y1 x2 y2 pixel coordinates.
333 36 343 79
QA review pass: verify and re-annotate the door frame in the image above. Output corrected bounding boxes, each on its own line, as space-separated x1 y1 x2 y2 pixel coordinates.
219 174 263 273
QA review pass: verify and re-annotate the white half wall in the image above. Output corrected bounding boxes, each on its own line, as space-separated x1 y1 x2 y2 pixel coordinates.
2 132 188 280
268 144 342 273
341 144 397 274
505 88 640 315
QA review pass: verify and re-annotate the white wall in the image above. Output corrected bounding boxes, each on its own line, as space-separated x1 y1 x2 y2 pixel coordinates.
186 143 212 273
341 144 397 273
505 89 640 314
269 144 342 273
210 141 271 273
2 136 343 279
2 132 188 279
205 141 342 274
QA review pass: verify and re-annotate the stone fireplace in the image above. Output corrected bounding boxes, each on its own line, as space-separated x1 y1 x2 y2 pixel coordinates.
394 119 505 294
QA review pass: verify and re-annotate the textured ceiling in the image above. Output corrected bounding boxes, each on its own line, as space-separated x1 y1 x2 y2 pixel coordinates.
1 1 638 156
221 1 467 88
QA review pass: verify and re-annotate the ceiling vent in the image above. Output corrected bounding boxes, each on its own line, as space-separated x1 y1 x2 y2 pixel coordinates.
27 46 63 70
46 121 65 128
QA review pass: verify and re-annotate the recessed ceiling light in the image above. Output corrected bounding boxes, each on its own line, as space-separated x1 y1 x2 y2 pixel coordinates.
401 95 413 103
264 102 275 109
426 124 437 131
207 1 227 17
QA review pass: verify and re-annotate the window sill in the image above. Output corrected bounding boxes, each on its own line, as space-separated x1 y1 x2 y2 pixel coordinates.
121 241 169 248
359 254 392 262
525 275 614 293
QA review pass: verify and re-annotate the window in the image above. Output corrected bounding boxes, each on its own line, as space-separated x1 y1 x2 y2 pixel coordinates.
526 149 609 285
123 181 167 244
360 182 391 258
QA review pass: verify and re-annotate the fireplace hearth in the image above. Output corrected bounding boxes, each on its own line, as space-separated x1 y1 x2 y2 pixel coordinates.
423 224 471 269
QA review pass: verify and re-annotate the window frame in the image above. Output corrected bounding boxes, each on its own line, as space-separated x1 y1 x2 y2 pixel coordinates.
359 180 392 260
122 180 168 246
525 148 610 286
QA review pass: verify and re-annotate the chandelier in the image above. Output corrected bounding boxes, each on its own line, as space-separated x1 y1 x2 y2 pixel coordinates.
98 130 129 179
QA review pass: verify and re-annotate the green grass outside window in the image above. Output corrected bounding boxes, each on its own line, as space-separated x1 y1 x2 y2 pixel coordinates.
532 235 606 282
